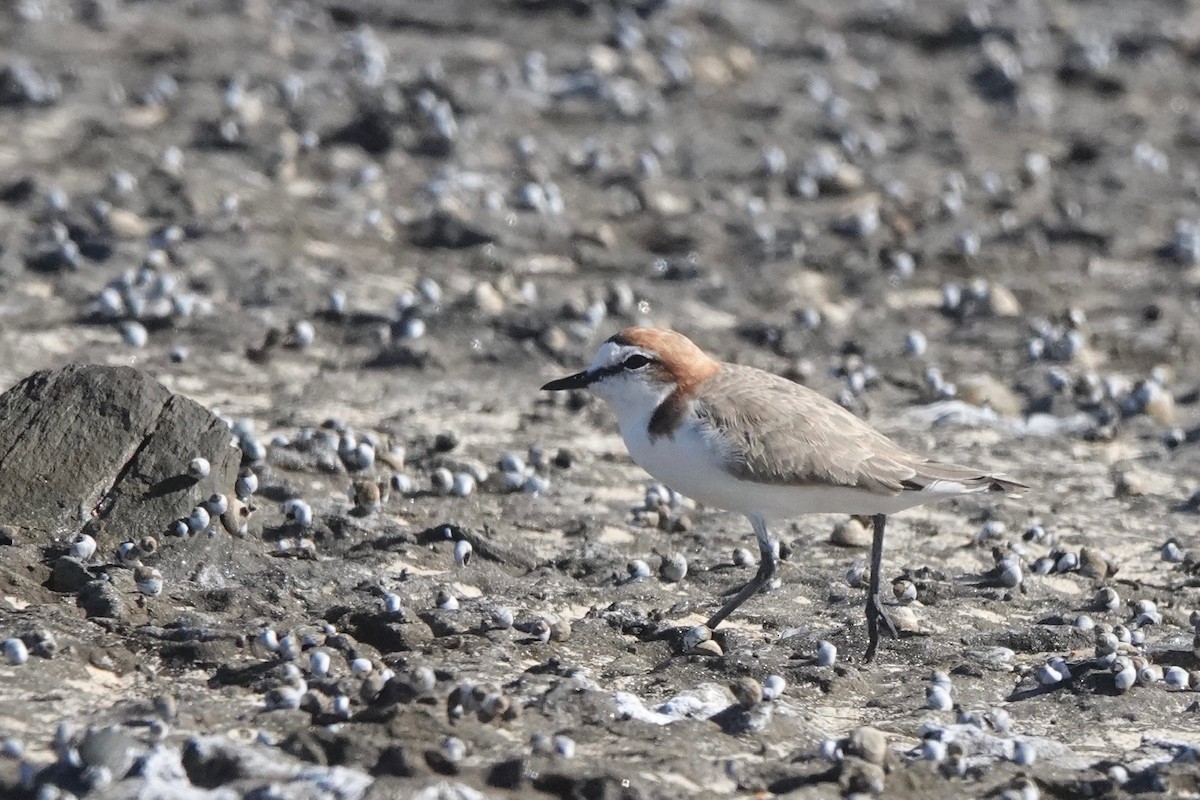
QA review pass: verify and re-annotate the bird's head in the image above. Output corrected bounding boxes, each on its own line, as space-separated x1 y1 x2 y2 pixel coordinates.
541 327 719 411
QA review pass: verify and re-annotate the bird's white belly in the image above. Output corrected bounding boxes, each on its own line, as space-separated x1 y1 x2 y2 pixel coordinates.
621 418 933 518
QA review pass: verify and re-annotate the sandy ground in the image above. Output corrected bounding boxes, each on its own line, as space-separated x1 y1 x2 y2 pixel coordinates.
2 0 1200 798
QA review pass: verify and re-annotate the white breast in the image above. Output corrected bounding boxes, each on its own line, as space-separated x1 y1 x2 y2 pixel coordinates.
610 397 948 519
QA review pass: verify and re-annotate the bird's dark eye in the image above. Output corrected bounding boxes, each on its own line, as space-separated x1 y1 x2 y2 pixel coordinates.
622 354 651 370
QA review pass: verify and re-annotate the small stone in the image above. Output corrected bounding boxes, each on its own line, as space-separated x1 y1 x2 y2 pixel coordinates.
830 518 870 548
627 559 651 579
3 638 28 666
134 566 163 596
761 675 786 700
817 641 837 667
729 677 762 707
926 685 953 711
1011 740 1036 766
660 552 687 582
682 625 711 652
732 547 755 567
846 727 888 767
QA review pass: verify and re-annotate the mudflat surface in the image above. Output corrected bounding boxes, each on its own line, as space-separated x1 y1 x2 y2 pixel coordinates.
1 1 1200 798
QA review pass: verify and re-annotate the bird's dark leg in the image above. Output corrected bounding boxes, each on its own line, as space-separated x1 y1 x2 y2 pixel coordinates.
706 513 775 629
863 513 896 663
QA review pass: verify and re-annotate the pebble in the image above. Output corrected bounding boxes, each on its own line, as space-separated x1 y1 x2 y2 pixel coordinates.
926 685 953 711
523 473 550 494
309 651 331 678
660 553 687 583
390 473 414 495
903 330 927 357
278 634 301 661
817 641 837 667
830 518 870 548
350 657 373 676
187 506 211 533
1011 740 1036 766
732 547 755 567
134 566 163 596
1095 586 1120 611
998 557 1023 589
3 638 28 666
120 321 148 347
436 590 459 611
257 629 279 652
730 676 763 707
1113 662 1137 692
893 579 917 603
430 467 454 495
1162 540 1186 563
282 499 313 528
453 539 472 567
921 738 947 762
186 457 210 480
383 593 402 613
552 735 576 759
1165 666 1189 689
761 675 786 700
452 472 475 498
627 559 651 580
69 534 97 561
1036 662 1063 686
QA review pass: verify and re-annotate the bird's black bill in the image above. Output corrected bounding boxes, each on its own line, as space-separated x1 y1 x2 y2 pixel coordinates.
541 370 594 391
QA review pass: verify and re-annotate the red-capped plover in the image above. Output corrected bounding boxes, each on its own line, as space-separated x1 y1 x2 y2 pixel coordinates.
542 327 1026 661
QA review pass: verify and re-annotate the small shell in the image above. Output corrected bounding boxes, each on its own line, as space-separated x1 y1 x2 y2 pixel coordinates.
1094 586 1120 611
1113 665 1137 692
1011 740 1036 766
282 499 313 528
682 625 711 652
309 651 331 677
135 566 163 596
817 641 837 667
186 457 210 480
926 685 952 711
729 677 763 707
205 493 229 516
69 534 97 561
187 506 211 533
731 547 755 567
1035 663 1063 686
235 470 259 498
761 675 786 700
350 657 373 676
1165 666 1189 689
660 553 687 583
627 559 651 580
3 638 28 666
453 539 472 567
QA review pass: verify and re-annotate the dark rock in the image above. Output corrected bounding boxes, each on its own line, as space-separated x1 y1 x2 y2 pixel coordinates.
77 579 125 619
487 757 527 789
0 365 239 540
372 744 416 778
344 610 434 653
409 208 493 249
49 556 92 593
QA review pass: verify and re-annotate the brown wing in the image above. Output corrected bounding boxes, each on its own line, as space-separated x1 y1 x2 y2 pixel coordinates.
693 365 1025 496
